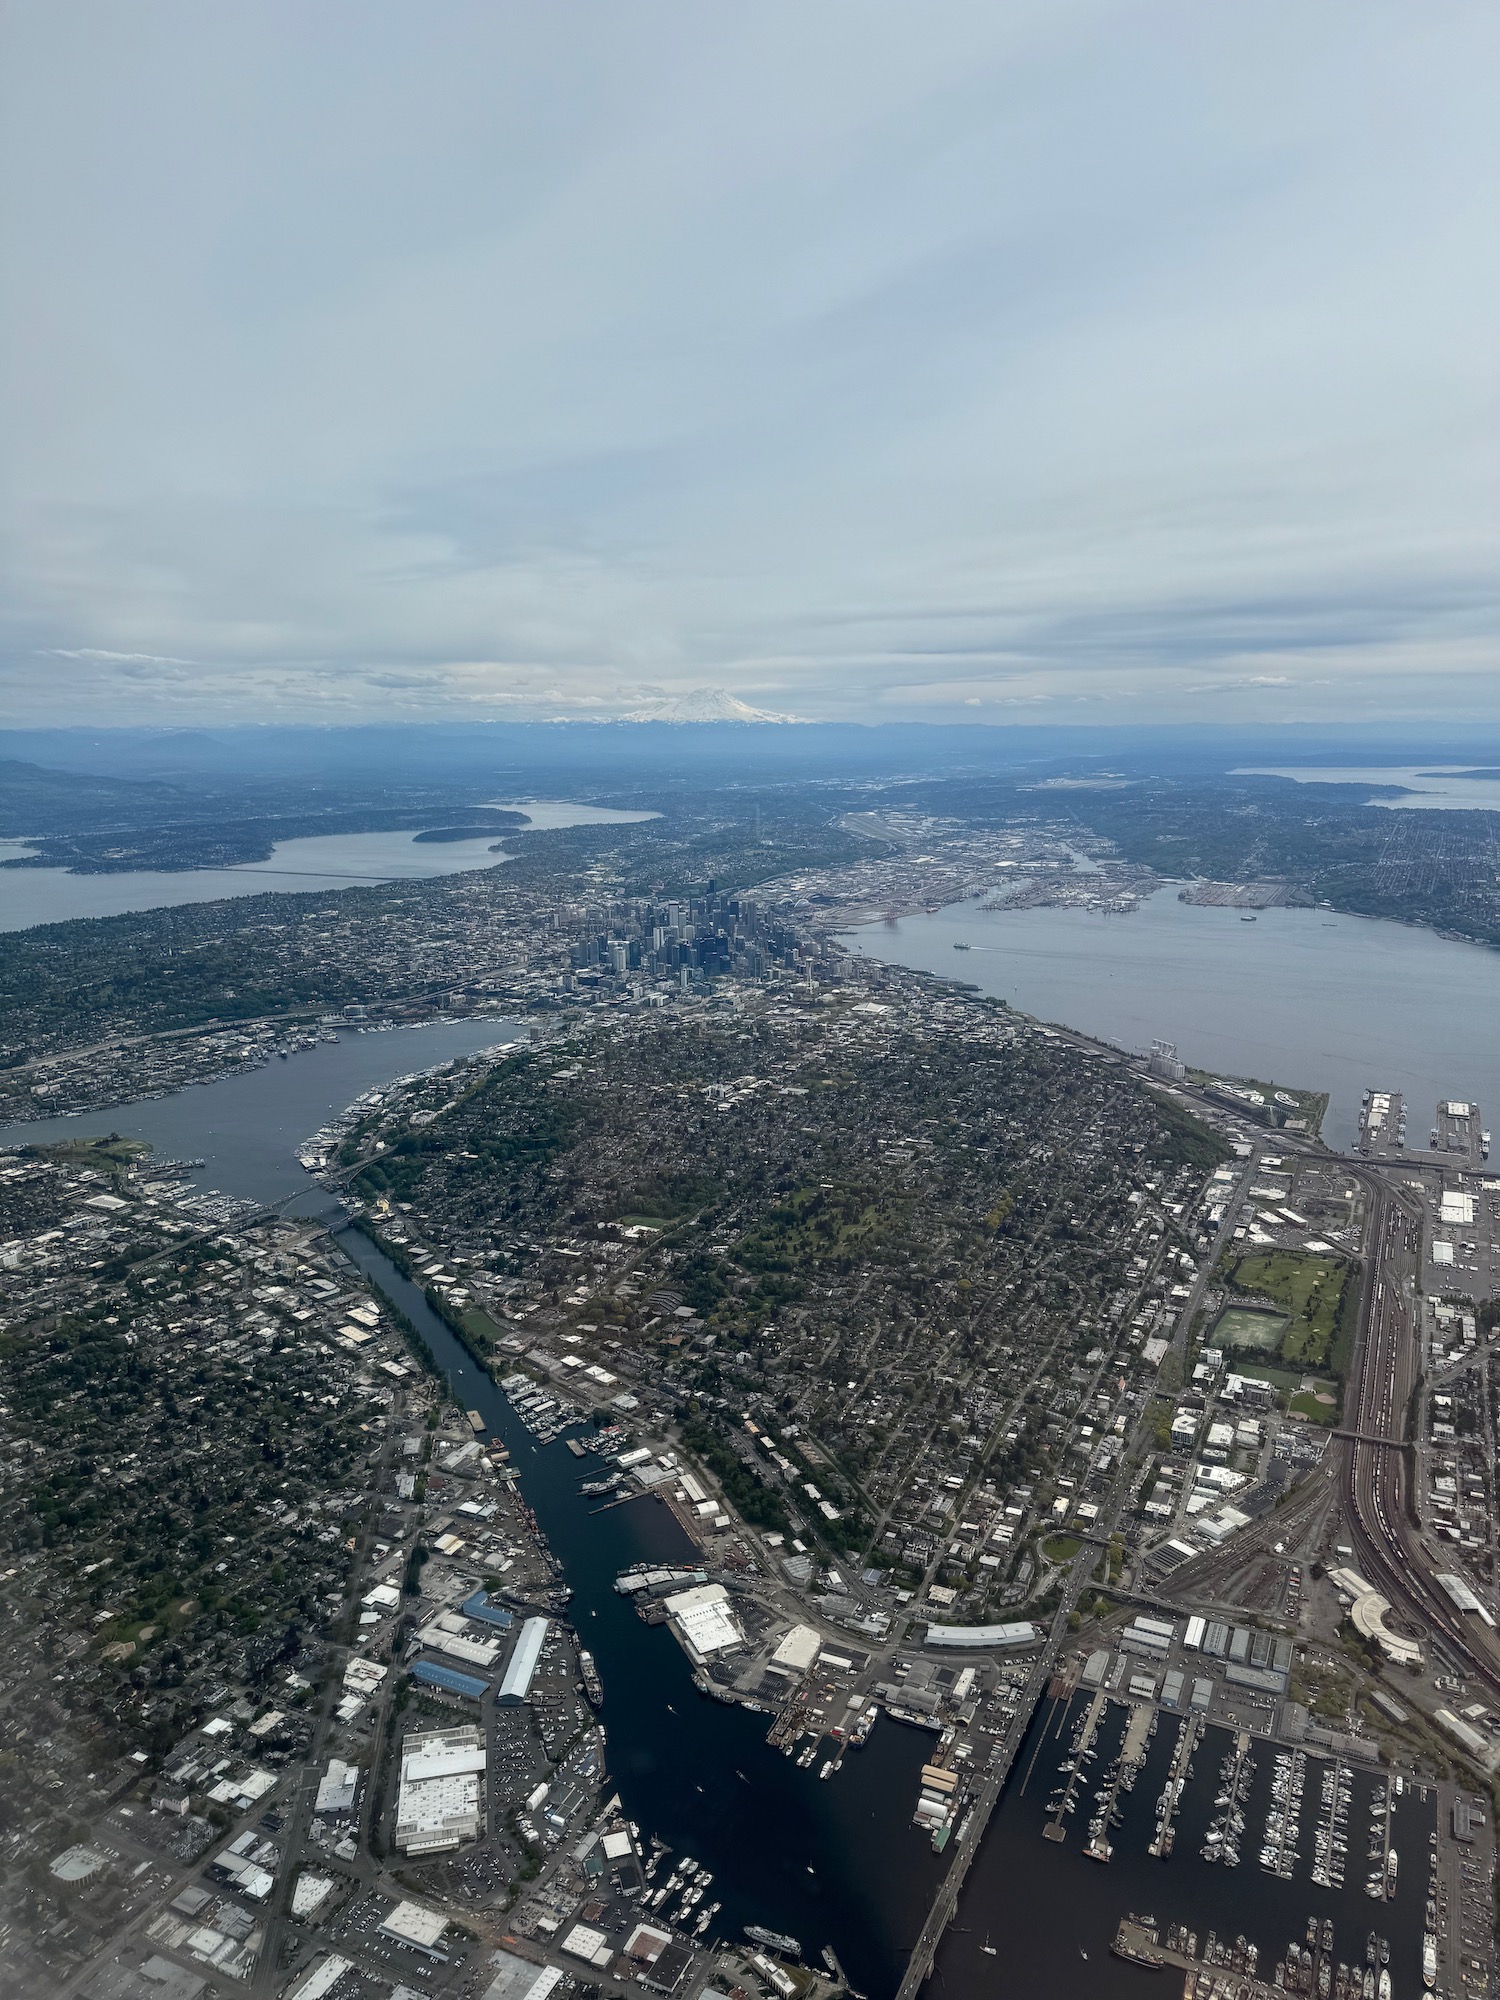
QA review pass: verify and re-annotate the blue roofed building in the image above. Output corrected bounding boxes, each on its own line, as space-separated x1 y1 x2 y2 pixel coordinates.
412 1660 489 1701
461 1589 515 1631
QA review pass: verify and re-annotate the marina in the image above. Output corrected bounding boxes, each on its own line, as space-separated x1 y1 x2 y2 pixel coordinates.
1112 1910 1403 2000
932 1689 1433 2000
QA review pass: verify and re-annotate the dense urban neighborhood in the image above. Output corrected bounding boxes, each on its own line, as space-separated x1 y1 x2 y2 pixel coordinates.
0 781 1496 2000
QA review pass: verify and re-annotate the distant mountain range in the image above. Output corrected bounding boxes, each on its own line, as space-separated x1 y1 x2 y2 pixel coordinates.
616 687 805 724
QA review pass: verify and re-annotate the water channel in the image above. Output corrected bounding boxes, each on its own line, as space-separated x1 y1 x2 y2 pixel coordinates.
0 986 1455 1997
1 1022 944 1999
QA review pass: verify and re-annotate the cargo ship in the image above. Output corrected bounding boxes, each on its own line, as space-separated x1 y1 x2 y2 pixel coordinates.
578 1649 603 1707
745 1927 802 1961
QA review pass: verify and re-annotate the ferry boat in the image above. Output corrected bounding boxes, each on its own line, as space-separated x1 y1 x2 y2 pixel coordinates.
578 1649 603 1707
745 1926 802 1960
1422 1935 1437 1988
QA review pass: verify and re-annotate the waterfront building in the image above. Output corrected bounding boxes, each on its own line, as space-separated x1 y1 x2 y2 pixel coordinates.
496 1615 550 1703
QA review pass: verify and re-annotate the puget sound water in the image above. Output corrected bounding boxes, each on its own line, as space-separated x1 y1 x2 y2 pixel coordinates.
843 886 1500 1153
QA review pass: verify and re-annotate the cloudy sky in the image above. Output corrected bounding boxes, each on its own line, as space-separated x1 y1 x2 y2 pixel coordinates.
2 2 1496 727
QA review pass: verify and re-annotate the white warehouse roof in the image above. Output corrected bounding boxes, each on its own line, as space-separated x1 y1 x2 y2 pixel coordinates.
662 1582 742 1662
770 1624 822 1673
314 1758 359 1814
483 1954 566 2000
497 1616 550 1703
380 1900 449 1950
404 1737 487 1783
924 1621 1040 1649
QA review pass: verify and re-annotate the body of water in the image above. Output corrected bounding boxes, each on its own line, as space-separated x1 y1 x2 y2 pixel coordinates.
339 1229 947 1998
1239 766 1500 812
936 1691 1429 2000
0 1017 945 1998
0 940 1456 1997
843 888 1500 1152
0 800 656 933
0 1018 526 1206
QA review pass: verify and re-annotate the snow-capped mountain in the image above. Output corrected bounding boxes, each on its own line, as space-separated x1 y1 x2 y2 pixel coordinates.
621 687 803 724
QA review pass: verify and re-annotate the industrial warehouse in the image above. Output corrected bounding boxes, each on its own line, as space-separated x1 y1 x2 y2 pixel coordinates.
394 1727 487 1857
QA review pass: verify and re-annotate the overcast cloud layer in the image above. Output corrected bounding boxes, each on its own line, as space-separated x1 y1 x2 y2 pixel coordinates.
2 2 1496 727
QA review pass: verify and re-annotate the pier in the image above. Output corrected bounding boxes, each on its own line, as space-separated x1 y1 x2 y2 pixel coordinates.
1149 1712 1202 1859
1084 1701 1153 1862
1042 1688 1105 1843
1260 1747 1307 1880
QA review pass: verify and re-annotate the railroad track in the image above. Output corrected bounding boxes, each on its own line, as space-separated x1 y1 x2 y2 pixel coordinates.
1337 1173 1500 1700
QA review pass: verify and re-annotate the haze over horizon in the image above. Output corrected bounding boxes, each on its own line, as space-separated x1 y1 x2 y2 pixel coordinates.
2 2 1496 731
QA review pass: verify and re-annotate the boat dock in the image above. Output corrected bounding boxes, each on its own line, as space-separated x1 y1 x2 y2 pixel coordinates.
1083 1701 1153 1863
1112 1916 1265 1992
1260 1747 1306 1880
1149 1713 1202 1859
1201 1728 1255 1868
1368 1775 1397 1903
1042 1689 1106 1843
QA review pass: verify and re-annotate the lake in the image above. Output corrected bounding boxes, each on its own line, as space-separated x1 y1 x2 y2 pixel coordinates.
1239 766 1500 812
0 799 657 933
843 887 1500 1152
0 1017 530 1205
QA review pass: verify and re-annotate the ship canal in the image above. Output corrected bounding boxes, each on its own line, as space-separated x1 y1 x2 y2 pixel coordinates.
336 1224 950 2000
4 1019 1446 2000
4 1024 947 1999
